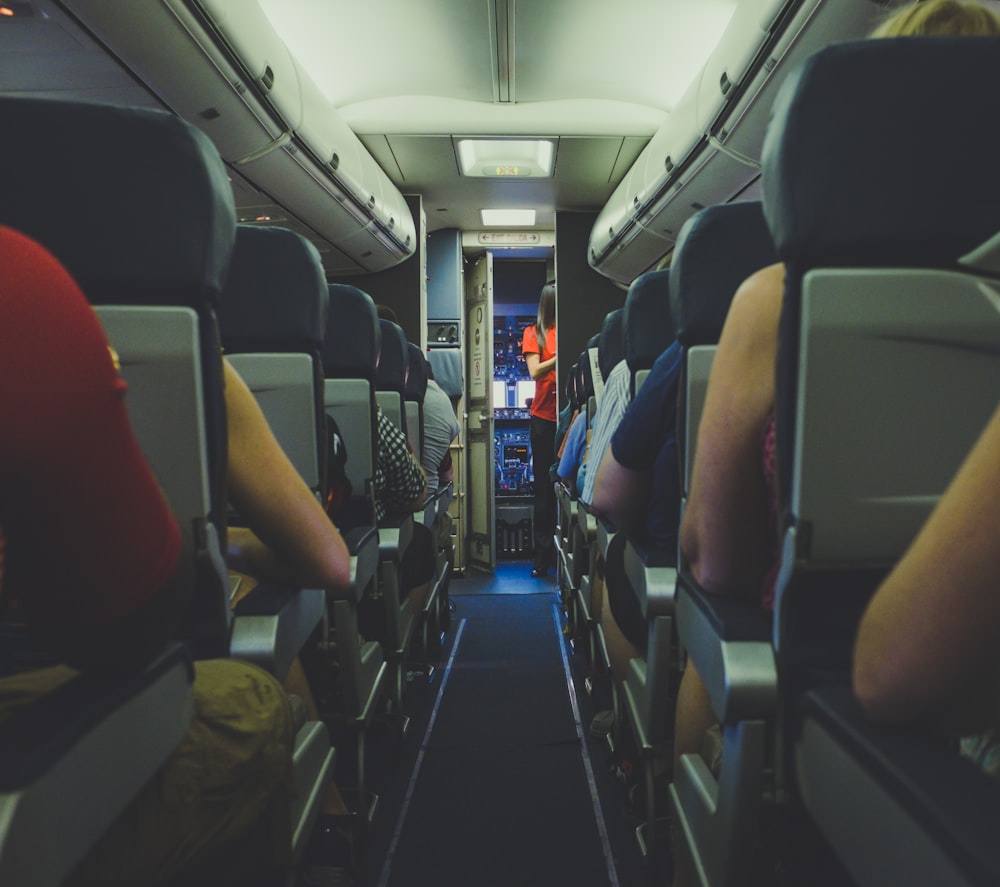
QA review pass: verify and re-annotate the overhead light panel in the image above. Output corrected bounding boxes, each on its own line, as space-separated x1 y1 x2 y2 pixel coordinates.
481 209 536 226
456 138 556 178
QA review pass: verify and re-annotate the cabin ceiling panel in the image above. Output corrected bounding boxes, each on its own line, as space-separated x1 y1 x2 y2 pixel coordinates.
358 133 650 234
513 0 738 109
260 0 498 106
261 0 738 125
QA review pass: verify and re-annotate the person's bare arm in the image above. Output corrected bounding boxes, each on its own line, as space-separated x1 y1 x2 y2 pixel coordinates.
680 263 784 598
853 403 1000 733
591 446 648 535
525 352 557 380
224 360 350 590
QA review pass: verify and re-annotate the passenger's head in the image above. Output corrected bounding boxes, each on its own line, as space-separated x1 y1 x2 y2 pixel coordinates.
537 281 556 339
375 303 399 324
870 0 1000 38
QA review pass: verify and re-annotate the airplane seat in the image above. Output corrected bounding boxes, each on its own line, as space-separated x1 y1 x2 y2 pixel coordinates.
586 265 676 849
214 224 339 857
572 310 625 667
370 319 417 711
216 224 331 675
427 347 464 412
403 342 447 661
624 268 674 397
758 35 1000 886
670 37 1000 886
322 283 388 816
0 99 227 883
219 224 329 499
375 318 410 436
613 200 776 866
404 341 428 463
595 307 626 413
555 356 582 607
0 96 234 663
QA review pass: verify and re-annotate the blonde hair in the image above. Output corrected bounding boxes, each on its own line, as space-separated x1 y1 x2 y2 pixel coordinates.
871 0 1000 38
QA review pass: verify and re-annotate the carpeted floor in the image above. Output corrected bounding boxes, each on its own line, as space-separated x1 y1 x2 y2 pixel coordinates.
352 562 654 887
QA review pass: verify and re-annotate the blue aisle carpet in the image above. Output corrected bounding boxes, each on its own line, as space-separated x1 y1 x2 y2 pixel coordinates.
375 592 617 887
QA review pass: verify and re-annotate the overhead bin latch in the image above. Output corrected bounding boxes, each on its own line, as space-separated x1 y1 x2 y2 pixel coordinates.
233 131 293 166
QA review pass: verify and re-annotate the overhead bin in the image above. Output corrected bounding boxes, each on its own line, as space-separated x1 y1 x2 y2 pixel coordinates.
62 0 415 275
588 0 877 285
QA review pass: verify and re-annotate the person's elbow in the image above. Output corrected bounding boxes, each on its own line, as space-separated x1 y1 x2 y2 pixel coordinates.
331 560 351 592
851 636 911 724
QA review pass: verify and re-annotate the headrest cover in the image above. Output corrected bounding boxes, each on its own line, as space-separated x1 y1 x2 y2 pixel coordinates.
219 226 328 349
577 349 594 400
598 308 625 380
670 202 777 346
405 342 428 402
565 359 579 406
762 37 1000 272
428 349 463 399
376 320 409 393
624 269 673 371
0 97 235 306
324 285 380 380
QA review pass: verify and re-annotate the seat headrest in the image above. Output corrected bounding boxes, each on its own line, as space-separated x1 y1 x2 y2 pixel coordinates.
565 359 579 406
624 269 673 373
670 202 777 346
324 285 380 381
376 319 409 393
0 97 235 307
598 308 625 380
762 37 1000 272
577 349 594 400
428 349 463 399
586 333 600 351
405 342 428 402
219 226 328 352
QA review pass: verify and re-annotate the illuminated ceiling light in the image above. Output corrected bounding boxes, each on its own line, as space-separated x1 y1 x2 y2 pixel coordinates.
456 138 557 178
481 208 536 226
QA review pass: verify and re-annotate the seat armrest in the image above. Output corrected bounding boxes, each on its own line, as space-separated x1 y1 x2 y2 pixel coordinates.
0 644 194 887
340 525 379 600
624 537 677 619
378 513 414 562
575 499 597 542
596 517 616 561
231 584 326 679
797 686 1000 886
675 572 776 723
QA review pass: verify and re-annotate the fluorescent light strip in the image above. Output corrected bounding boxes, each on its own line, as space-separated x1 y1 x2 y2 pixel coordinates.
481 208 536 226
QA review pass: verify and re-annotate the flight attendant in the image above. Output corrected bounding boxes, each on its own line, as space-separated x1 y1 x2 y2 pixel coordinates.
522 281 557 577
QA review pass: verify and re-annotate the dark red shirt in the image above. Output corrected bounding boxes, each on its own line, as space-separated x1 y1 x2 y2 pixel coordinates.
0 227 180 638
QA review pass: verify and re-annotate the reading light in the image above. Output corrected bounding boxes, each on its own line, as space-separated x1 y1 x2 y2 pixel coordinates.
480 209 536 226
456 138 556 178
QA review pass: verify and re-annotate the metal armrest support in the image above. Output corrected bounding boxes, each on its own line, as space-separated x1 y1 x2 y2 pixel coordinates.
675 572 775 724
338 525 379 603
231 584 326 680
378 513 414 563
597 517 616 562
797 686 1000 887
624 538 677 621
671 573 777 886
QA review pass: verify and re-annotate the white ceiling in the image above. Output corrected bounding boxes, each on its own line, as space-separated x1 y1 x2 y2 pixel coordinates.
259 0 738 233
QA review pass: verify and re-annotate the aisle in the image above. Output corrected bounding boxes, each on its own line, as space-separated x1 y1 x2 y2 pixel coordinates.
367 579 623 887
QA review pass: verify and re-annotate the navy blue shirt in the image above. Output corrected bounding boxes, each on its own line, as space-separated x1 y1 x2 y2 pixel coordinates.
609 341 684 552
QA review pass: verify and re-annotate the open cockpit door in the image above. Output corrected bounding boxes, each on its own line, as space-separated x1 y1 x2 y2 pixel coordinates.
465 252 496 572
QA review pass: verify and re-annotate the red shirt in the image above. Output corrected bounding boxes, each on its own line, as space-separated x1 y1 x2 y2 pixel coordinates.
522 324 557 422
0 227 180 643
